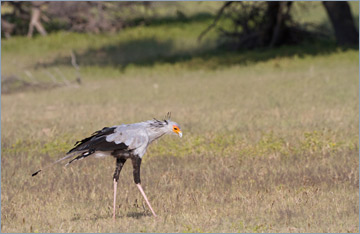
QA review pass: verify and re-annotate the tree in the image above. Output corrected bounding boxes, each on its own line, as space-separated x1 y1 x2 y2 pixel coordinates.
199 2 312 49
27 1 47 38
1 2 153 37
323 1 358 46
199 1 358 49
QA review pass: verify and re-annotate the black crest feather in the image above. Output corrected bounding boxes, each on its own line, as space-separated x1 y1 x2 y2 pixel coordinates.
165 112 171 121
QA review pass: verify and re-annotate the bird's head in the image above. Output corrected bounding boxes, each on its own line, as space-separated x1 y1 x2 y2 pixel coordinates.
162 112 182 138
171 122 182 138
165 120 182 138
149 113 182 138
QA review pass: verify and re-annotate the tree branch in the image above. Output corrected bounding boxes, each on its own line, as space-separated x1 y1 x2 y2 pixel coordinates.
198 1 233 42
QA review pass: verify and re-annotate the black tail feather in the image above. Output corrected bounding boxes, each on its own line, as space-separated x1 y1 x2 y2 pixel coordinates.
31 150 89 177
32 170 42 176
65 150 95 166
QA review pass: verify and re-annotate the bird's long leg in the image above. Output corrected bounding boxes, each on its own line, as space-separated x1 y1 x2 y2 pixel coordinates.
113 157 127 220
136 183 157 217
131 156 157 217
113 178 117 220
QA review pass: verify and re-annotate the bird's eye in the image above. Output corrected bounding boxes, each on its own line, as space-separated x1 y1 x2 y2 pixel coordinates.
173 127 178 130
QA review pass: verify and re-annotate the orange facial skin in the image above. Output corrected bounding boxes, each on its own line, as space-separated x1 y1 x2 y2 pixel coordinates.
172 125 182 137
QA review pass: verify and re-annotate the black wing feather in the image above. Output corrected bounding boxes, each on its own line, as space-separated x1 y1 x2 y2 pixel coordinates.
67 127 128 154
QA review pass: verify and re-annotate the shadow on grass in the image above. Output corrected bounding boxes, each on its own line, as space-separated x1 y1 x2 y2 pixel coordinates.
37 37 176 70
74 212 151 221
126 211 152 219
37 12 359 71
129 12 215 27
40 38 358 72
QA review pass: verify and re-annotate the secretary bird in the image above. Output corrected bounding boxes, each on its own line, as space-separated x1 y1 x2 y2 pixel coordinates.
32 113 182 219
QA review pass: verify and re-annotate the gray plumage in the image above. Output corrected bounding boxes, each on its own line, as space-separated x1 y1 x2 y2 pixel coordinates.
32 115 182 218
65 118 182 163
33 117 182 173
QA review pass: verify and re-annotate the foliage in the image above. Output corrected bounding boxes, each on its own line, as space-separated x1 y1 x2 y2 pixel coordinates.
1 2 223 37
200 1 359 49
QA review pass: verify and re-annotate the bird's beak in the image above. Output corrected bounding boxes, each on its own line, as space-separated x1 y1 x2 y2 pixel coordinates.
178 131 182 138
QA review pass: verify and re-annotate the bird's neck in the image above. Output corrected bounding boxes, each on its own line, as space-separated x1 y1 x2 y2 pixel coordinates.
146 127 167 144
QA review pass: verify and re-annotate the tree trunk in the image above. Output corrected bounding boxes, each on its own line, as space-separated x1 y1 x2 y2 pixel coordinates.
260 2 280 47
27 2 47 38
322 1 358 45
258 2 293 47
1 18 15 38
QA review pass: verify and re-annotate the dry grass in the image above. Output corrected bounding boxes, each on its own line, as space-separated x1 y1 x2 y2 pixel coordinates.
2 48 359 232
1 150 358 232
1 5 359 231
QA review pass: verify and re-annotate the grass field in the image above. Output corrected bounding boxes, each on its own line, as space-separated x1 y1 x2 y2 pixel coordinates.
1 2 359 233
